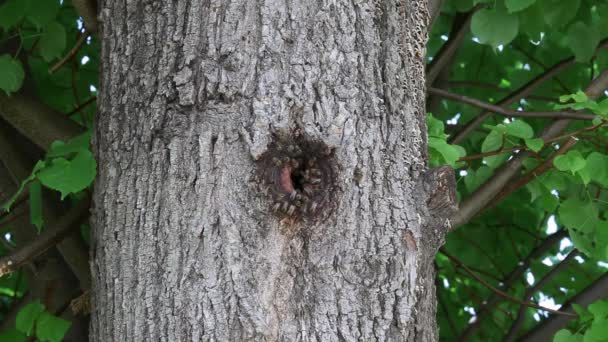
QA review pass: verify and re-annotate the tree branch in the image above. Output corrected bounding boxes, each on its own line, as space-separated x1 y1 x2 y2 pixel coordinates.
504 250 579 341
426 6 481 86
439 247 577 318
0 92 84 151
447 81 559 102
458 229 568 340
458 121 607 162
428 0 445 29
428 87 595 120
72 0 98 33
0 196 90 277
451 69 608 228
0 123 91 289
485 136 578 209
49 31 89 74
449 39 608 144
519 272 608 341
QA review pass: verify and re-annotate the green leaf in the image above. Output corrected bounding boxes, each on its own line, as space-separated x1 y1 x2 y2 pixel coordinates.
464 166 493 192
572 303 592 320
505 0 535 13
452 0 476 12
588 300 608 320
596 99 608 116
540 0 581 29
39 21 66 62
553 330 583 342
558 198 597 232
539 170 568 191
505 120 534 139
518 3 545 40
1 161 46 212
566 22 600 63
581 153 608 187
0 328 27 342
25 0 60 28
0 54 25 95
0 0 29 31
16 300 45 336
525 138 544 152
47 132 92 158
481 130 503 152
584 319 608 342
471 8 519 49
428 137 464 167
35 311 72 342
29 180 43 232
560 90 589 103
554 329 583 342
554 151 586 174
37 149 97 199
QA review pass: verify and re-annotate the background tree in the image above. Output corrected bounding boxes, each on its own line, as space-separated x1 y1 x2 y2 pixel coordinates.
0 0 607 341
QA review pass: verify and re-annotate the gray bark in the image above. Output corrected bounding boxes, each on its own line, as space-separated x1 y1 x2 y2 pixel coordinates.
92 0 451 341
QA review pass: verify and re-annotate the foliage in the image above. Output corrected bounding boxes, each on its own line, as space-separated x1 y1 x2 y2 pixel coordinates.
554 300 608 341
430 0 608 340
0 0 97 339
0 0 606 340
6 300 72 342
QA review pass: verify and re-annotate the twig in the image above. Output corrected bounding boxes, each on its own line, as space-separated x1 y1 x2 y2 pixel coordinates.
519 272 608 341
71 0 98 33
65 96 96 117
451 69 608 228
49 31 88 74
504 250 579 342
449 38 608 144
447 81 559 102
440 247 577 318
458 121 606 162
0 196 90 277
428 87 595 120
485 136 578 208
436 270 458 336
458 229 568 340
426 6 482 86
512 44 570 93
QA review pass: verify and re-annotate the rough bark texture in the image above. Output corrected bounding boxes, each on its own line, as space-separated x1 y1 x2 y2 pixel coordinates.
92 0 450 341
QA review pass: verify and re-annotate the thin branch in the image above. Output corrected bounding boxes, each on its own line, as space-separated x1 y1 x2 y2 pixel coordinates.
455 230 506 277
512 44 570 93
449 38 608 144
519 271 608 341
486 136 578 209
426 6 482 86
436 270 458 336
428 0 445 28
451 69 608 228
0 92 85 151
49 31 88 74
458 121 606 162
504 250 579 342
71 0 98 33
428 87 595 120
458 229 568 341
65 96 96 117
0 196 90 277
439 247 577 318
447 81 559 102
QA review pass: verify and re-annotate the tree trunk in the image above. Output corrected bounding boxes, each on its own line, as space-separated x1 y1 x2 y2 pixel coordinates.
92 0 453 341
